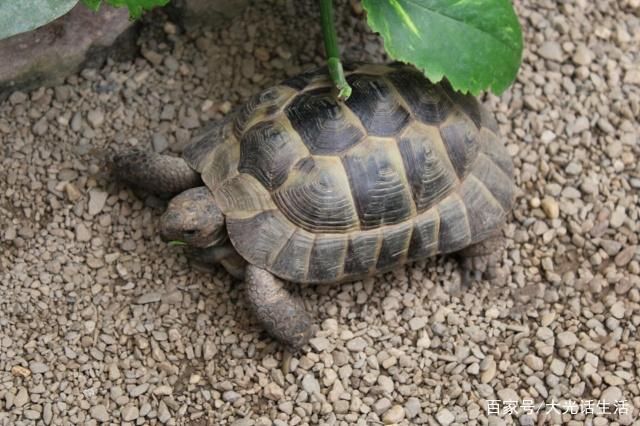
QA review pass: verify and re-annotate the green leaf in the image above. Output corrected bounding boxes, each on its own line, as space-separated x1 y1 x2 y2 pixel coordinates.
0 0 79 39
81 0 102 11
168 240 187 247
104 0 170 19
361 0 523 95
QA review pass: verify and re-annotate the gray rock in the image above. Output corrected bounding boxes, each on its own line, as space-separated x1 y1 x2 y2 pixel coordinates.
88 189 108 216
373 397 392 415
43 402 52 425
436 408 455 426
29 362 48 374
14 388 29 408
263 383 284 401
610 207 627 228
152 133 169 153
87 109 104 128
121 405 139 421
572 44 593 65
157 401 171 423
409 316 427 330
75 223 92 242
223 391 241 403
556 331 578 347
161 105 176 121
70 112 83 132
497 387 519 402
24 410 41 420
278 401 293 415
549 359 565 376
152 385 172 396
301 374 320 395
538 41 564 62
346 336 367 352
377 375 394 394
524 354 543 371
600 239 622 256
601 386 622 403
32 117 48 136
0 4 135 100
136 292 162 304
129 383 149 397
405 397 421 418
309 336 330 352
610 301 625 319
90 404 109 422
569 116 590 134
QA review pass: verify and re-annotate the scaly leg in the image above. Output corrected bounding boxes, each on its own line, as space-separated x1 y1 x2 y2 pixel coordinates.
245 265 313 349
111 150 202 195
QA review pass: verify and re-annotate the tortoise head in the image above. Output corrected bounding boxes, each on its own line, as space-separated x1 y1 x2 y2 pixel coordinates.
160 186 226 248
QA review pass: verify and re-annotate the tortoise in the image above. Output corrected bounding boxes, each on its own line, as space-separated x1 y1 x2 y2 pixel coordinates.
112 63 515 349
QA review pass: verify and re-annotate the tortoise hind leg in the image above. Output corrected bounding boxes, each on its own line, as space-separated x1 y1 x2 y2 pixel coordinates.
111 150 202 195
245 265 314 349
456 232 505 287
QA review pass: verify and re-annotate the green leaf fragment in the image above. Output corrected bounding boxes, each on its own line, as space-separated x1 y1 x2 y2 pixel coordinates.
168 240 187 247
361 0 523 95
81 0 102 11
104 0 170 19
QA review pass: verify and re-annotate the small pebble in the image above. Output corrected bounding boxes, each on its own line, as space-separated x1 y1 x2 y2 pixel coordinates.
90 405 109 422
436 408 455 426
382 405 405 424
541 197 560 219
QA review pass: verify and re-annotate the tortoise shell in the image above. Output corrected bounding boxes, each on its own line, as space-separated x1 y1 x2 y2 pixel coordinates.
183 63 515 284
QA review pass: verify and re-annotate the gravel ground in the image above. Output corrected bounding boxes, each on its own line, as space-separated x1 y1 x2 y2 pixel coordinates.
1 0 639 425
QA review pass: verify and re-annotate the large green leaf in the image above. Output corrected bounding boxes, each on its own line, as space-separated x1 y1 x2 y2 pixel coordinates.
361 0 523 95
0 0 79 39
82 0 170 18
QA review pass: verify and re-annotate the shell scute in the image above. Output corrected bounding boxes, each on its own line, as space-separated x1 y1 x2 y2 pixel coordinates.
439 110 480 179
397 123 458 212
285 88 366 155
238 120 308 191
436 194 472 254
341 137 415 229
306 235 348 282
272 156 360 233
345 74 411 137
408 209 440 260
385 68 453 124
376 221 413 271
344 232 380 277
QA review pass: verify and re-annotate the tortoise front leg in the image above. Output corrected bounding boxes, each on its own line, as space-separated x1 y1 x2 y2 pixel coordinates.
187 245 247 280
245 265 313 349
111 150 202 195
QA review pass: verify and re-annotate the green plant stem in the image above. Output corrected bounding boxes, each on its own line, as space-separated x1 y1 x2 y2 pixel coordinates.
320 0 352 101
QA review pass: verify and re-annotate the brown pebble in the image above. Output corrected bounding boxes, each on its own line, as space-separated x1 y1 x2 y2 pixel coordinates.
615 246 637 267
